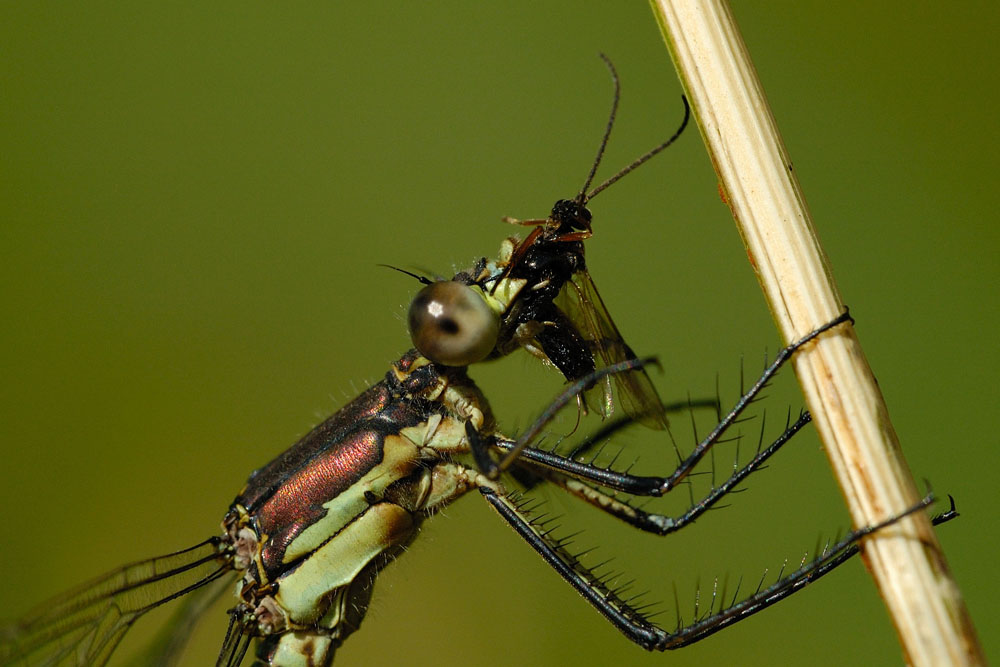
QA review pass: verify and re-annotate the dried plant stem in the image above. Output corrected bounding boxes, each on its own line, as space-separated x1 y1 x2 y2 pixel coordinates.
647 1 984 664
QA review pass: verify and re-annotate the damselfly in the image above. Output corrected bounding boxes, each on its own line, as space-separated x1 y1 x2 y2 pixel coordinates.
0 58 953 667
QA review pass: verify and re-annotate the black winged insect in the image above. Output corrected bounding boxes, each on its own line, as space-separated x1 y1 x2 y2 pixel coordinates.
0 57 954 666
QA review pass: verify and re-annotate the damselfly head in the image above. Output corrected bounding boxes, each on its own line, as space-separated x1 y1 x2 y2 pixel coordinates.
408 280 500 367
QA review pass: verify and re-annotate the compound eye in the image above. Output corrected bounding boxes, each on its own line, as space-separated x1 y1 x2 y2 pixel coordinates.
408 281 499 367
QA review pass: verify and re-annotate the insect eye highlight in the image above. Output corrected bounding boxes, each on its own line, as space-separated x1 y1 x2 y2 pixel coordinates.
408 281 499 367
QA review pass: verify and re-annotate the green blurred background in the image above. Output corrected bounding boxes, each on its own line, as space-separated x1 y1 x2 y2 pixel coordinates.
1 2 996 665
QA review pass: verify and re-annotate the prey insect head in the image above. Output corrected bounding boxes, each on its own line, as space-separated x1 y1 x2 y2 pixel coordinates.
549 198 593 234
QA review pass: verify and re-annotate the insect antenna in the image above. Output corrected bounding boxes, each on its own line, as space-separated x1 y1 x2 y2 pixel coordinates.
576 53 621 202
574 54 692 205
586 95 690 201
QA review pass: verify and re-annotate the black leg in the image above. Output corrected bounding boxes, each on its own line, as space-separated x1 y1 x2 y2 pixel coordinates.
495 311 853 494
507 411 812 534
480 486 955 651
649 309 853 494
496 407 808 497
486 357 656 478
479 486 662 648
511 397 721 493
563 395 721 462
466 420 500 480
652 495 958 648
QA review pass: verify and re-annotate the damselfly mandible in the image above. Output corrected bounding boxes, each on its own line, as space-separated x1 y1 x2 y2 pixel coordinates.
0 58 951 667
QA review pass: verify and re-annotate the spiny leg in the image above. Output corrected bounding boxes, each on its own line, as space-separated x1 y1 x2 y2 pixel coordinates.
496 397 807 498
466 357 657 480
649 309 853 494
479 486 956 651
504 410 812 535
510 396 721 493
562 395 722 462
469 312 849 482
653 495 959 648
491 310 852 495
478 487 663 647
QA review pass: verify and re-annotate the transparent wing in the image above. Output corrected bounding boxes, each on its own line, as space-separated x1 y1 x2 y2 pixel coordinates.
0 538 231 667
129 571 235 667
555 270 668 429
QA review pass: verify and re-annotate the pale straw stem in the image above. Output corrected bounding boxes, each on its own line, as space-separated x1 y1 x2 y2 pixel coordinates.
648 1 985 664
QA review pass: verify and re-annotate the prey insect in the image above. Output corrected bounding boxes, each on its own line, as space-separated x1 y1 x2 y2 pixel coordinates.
0 58 954 666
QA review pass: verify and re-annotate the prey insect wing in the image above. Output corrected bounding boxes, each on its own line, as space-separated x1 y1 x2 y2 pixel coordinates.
0 538 230 666
556 268 668 429
136 575 235 667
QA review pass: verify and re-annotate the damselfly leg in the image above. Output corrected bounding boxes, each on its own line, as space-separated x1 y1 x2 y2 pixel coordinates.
488 311 855 520
481 485 957 650
472 317 957 651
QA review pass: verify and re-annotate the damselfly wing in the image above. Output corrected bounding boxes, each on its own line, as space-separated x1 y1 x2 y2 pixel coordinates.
0 540 231 665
